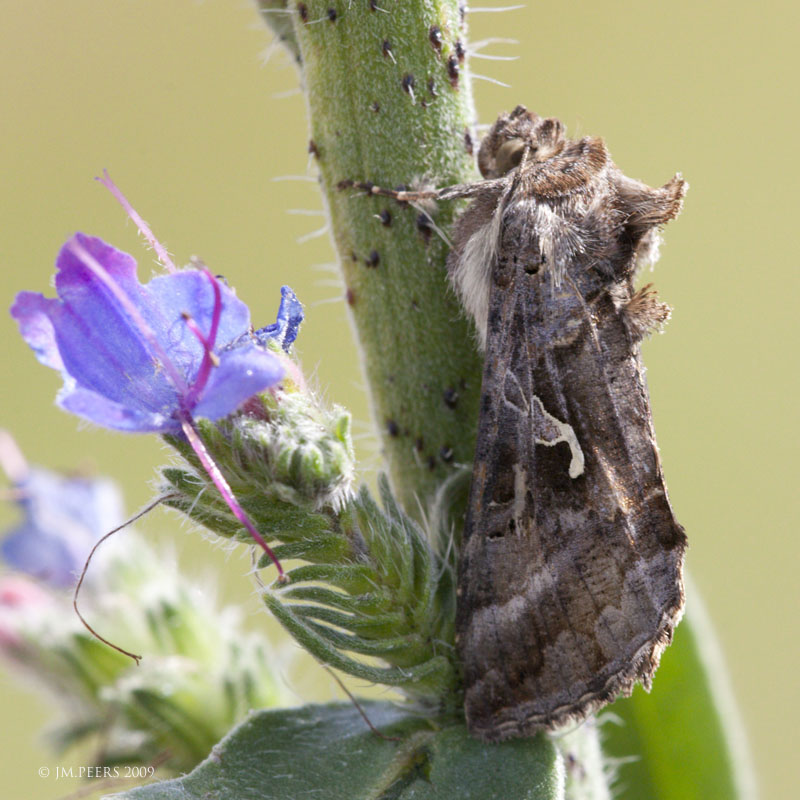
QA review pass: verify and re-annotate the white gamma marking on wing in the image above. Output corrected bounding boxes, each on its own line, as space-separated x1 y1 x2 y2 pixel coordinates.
531 395 585 478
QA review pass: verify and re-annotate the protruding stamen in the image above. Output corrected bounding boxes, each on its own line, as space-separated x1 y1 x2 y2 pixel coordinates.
179 415 286 582
96 170 178 273
181 270 223 410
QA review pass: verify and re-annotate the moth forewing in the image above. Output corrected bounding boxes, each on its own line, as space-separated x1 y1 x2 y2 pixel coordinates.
451 108 687 740
455 246 686 739
342 105 687 740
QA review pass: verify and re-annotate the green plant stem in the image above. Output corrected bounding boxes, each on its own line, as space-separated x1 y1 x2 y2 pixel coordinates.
288 0 483 518
255 1 301 64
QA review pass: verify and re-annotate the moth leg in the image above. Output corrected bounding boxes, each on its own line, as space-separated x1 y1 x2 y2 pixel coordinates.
337 177 507 204
616 173 688 243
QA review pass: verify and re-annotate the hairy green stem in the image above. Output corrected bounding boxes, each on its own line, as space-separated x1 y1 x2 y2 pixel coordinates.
257 3 613 796
255 0 301 64
286 0 483 518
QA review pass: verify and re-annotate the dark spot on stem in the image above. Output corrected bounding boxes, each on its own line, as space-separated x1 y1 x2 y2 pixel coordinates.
327 8 337 22
298 3 309 23
455 40 466 62
345 288 356 306
464 129 474 155
401 74 416 95
416 212 433 243
427 77 438 97
308 140 319 159
415 437 424 452
366 250 380 268
379 209 392 227
382 39 393 58
443 388 459 409
427 455 437 471
447 55 459 88
371 101 380 113
350 251 358 262
440 446 454 463
429 26 443 52
386 419 400 437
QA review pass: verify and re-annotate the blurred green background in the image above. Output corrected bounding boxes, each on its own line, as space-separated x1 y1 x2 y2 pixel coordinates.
0 1 796 797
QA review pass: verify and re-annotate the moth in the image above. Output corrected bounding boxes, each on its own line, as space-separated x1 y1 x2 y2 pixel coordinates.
344 105 687 741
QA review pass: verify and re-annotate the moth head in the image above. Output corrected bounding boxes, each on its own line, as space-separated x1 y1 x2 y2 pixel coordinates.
478 106 566 178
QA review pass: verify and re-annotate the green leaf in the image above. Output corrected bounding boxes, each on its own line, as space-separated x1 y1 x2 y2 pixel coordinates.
109 702 564 800
601 580 756 799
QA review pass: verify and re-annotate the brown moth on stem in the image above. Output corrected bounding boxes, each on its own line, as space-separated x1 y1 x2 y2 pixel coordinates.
341 105 687 741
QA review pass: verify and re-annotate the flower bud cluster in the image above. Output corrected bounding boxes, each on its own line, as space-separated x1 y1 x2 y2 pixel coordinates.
162 376 355 545
0 461 287 774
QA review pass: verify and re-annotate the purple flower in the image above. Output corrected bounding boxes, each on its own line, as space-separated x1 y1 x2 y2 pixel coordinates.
11 233 286 434
0 432 124 588
2 468 123 589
